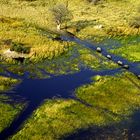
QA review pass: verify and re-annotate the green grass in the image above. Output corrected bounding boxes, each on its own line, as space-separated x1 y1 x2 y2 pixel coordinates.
0 101 22 133
0 0 140 38
11 72 140 140
76 72 140 116
0 76 23 132
78 46 117 70
4 44 118 78
10 42 30 54
109 36 140 62
69 0 140 39
0 16 71 64
0 0 140 64
110 42 140 62
0 76 20 91
0 0 140 139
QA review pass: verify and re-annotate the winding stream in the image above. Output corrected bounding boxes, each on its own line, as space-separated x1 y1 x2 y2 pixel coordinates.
0 35 140 140
61 35 140 76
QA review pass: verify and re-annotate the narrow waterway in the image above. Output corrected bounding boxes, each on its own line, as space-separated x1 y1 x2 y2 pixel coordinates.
61 35 140 140
0 35 140 140
61 35 140 76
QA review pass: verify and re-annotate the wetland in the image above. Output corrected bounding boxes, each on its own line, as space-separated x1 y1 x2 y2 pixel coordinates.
0 0 140 139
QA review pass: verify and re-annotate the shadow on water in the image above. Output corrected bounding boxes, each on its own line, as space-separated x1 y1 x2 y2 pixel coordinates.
65 110 140 140
0 34 140 140
0 67 121 140
60 34 140 140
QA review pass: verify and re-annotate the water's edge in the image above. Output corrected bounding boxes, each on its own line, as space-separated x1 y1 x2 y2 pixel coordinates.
0 35 140 140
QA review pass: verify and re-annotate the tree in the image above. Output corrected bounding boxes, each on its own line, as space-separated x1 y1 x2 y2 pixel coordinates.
51 2 73 31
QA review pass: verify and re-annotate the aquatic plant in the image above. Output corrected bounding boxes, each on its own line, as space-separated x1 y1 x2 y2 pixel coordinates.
11 72 140 140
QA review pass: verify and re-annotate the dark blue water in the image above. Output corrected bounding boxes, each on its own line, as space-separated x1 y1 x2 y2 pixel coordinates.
61 35 140 140
0 67 121 140
65 110 140 140
0 35 140 140
61 35 140 76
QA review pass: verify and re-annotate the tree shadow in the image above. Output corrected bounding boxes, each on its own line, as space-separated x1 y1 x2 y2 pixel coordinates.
68 19 97 32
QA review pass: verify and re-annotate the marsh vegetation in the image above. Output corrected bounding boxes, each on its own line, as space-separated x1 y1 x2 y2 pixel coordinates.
0 76 23 133
10 72 140 140
0 0 140 140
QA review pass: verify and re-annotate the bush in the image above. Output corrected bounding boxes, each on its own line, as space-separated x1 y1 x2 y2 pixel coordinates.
10 42 30 54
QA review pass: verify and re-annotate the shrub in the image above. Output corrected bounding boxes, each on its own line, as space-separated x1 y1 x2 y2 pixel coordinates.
50 3 73 30
10 42 30 54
